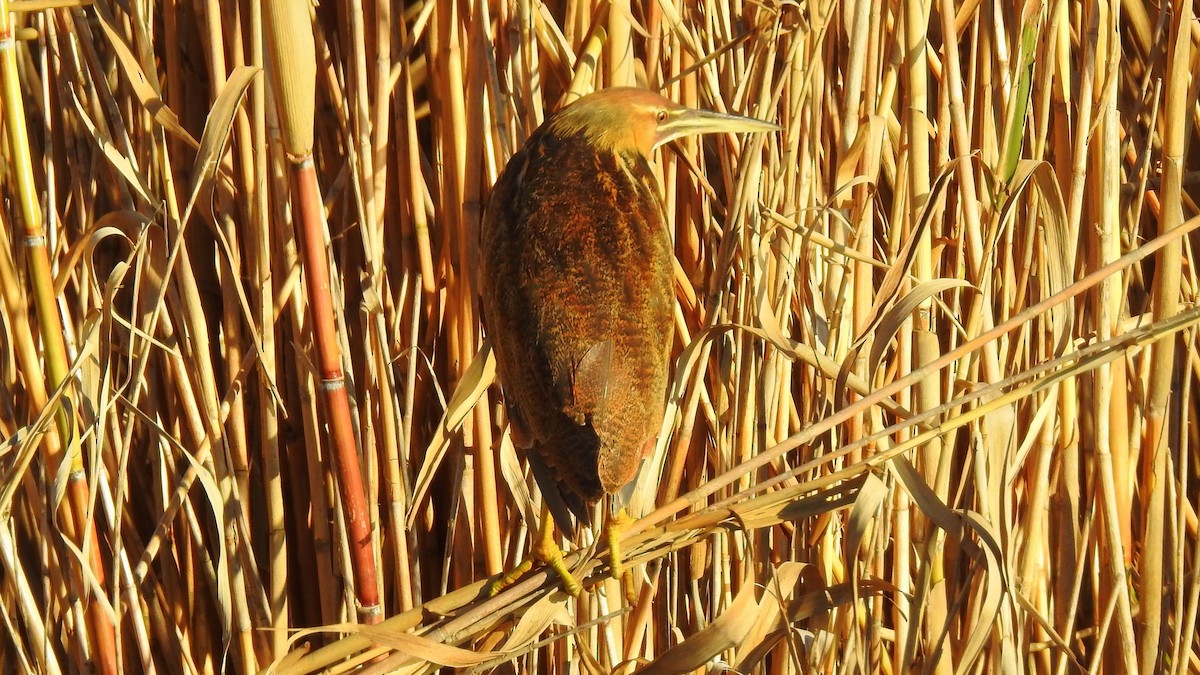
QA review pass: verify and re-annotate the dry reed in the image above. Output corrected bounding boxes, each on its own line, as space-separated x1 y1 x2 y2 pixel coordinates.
0 0 1198 673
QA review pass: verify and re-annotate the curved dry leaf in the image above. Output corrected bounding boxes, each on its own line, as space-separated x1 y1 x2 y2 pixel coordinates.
408 342 496 527
577 640 608 675
763 207 888 270
0 414 54 521
93 10 198 149
741 310 909 417
120 401 234 644
268 620 503 673
848 159 961 353
790 579 895 622
1008 388 1057 474
497 430 537 524
867 278 975 381
736 579 899 671
182 64 262 226
835 116 886 197
359 622 504 668
1027 160 1075 348
636 576 760 675
889 458 1005 674
955 511 1007 674
175 443 235 646
981 398 1017 525
772 475 864 524
53 210 145 296
732 562 808 669
69 87 154 203
844 472 887 566
831 160 964 406
1001 160 1073 352
85 257 134 450
497 592 573 657
54 532 118 625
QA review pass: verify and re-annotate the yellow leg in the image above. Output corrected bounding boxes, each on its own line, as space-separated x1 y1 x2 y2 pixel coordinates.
487 503 581 597
606 509 636 604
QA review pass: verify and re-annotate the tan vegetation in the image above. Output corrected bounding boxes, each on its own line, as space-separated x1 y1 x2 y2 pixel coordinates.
0 0 1198 672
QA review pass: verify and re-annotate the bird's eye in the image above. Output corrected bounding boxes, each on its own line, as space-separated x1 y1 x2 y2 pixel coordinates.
656 110 669 122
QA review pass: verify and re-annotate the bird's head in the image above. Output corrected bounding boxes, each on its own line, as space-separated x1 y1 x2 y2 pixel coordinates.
546 87 779 158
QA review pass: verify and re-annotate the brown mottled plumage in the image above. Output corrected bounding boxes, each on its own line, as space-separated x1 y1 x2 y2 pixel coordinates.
481 88 777 544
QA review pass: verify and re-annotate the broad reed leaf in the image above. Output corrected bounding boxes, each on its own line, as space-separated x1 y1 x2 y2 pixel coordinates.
1001 160 1073 351
358 623 504 668
408 341 496 527
68 87 154 203
176 437 235 647
867 278 974 381
53 210 143 295
849 159 960 352
498 592 573 654
93 9 198 149
890 458 1005 674
731 562 808 670
635 573 760 674
182 65 261 225
497 430 537 522
844 472 887 565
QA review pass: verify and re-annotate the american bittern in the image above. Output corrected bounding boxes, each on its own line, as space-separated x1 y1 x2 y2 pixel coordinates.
480 87 778 597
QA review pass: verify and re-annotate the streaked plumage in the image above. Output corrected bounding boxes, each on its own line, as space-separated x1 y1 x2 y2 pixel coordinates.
481 89 675 532
480 88 778 587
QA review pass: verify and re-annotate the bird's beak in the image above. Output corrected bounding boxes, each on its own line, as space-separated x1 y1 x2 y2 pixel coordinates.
656 107 781 148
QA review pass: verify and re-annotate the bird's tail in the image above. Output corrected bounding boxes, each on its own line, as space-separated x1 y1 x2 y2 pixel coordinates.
526 454 592 537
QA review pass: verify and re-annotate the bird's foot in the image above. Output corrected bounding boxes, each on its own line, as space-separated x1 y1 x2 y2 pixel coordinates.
534 536 582 597
486 559 533 598
606 509 637 605
487 526 581 597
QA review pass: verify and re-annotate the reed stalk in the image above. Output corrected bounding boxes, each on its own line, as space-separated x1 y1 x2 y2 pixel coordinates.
1 2 1197 672
263 0 381 624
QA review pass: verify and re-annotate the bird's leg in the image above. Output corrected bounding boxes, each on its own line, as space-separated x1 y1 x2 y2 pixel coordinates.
487 502 581 597
606 508 636 605
532 506 582 596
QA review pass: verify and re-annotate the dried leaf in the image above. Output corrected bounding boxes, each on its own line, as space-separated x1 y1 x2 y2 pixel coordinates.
1001 160 1072 351
636 576 759 674
408 342 496 527
182 65 261 226
93 10 198 149
732 562 808 669
359 623 504 668
68 87 154 203
890 458 1005 674
498 592 573 655
867 279 974 381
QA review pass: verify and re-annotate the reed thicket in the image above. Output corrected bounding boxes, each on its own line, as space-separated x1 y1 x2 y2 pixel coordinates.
0 0 1197 673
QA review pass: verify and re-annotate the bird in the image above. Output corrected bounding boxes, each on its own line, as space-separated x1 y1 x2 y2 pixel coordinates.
479 87 778 597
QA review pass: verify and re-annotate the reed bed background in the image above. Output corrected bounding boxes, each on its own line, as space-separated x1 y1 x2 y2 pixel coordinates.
0 0 1197 672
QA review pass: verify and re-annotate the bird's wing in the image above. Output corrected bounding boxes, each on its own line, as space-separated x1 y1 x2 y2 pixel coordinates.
560 339 614 424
